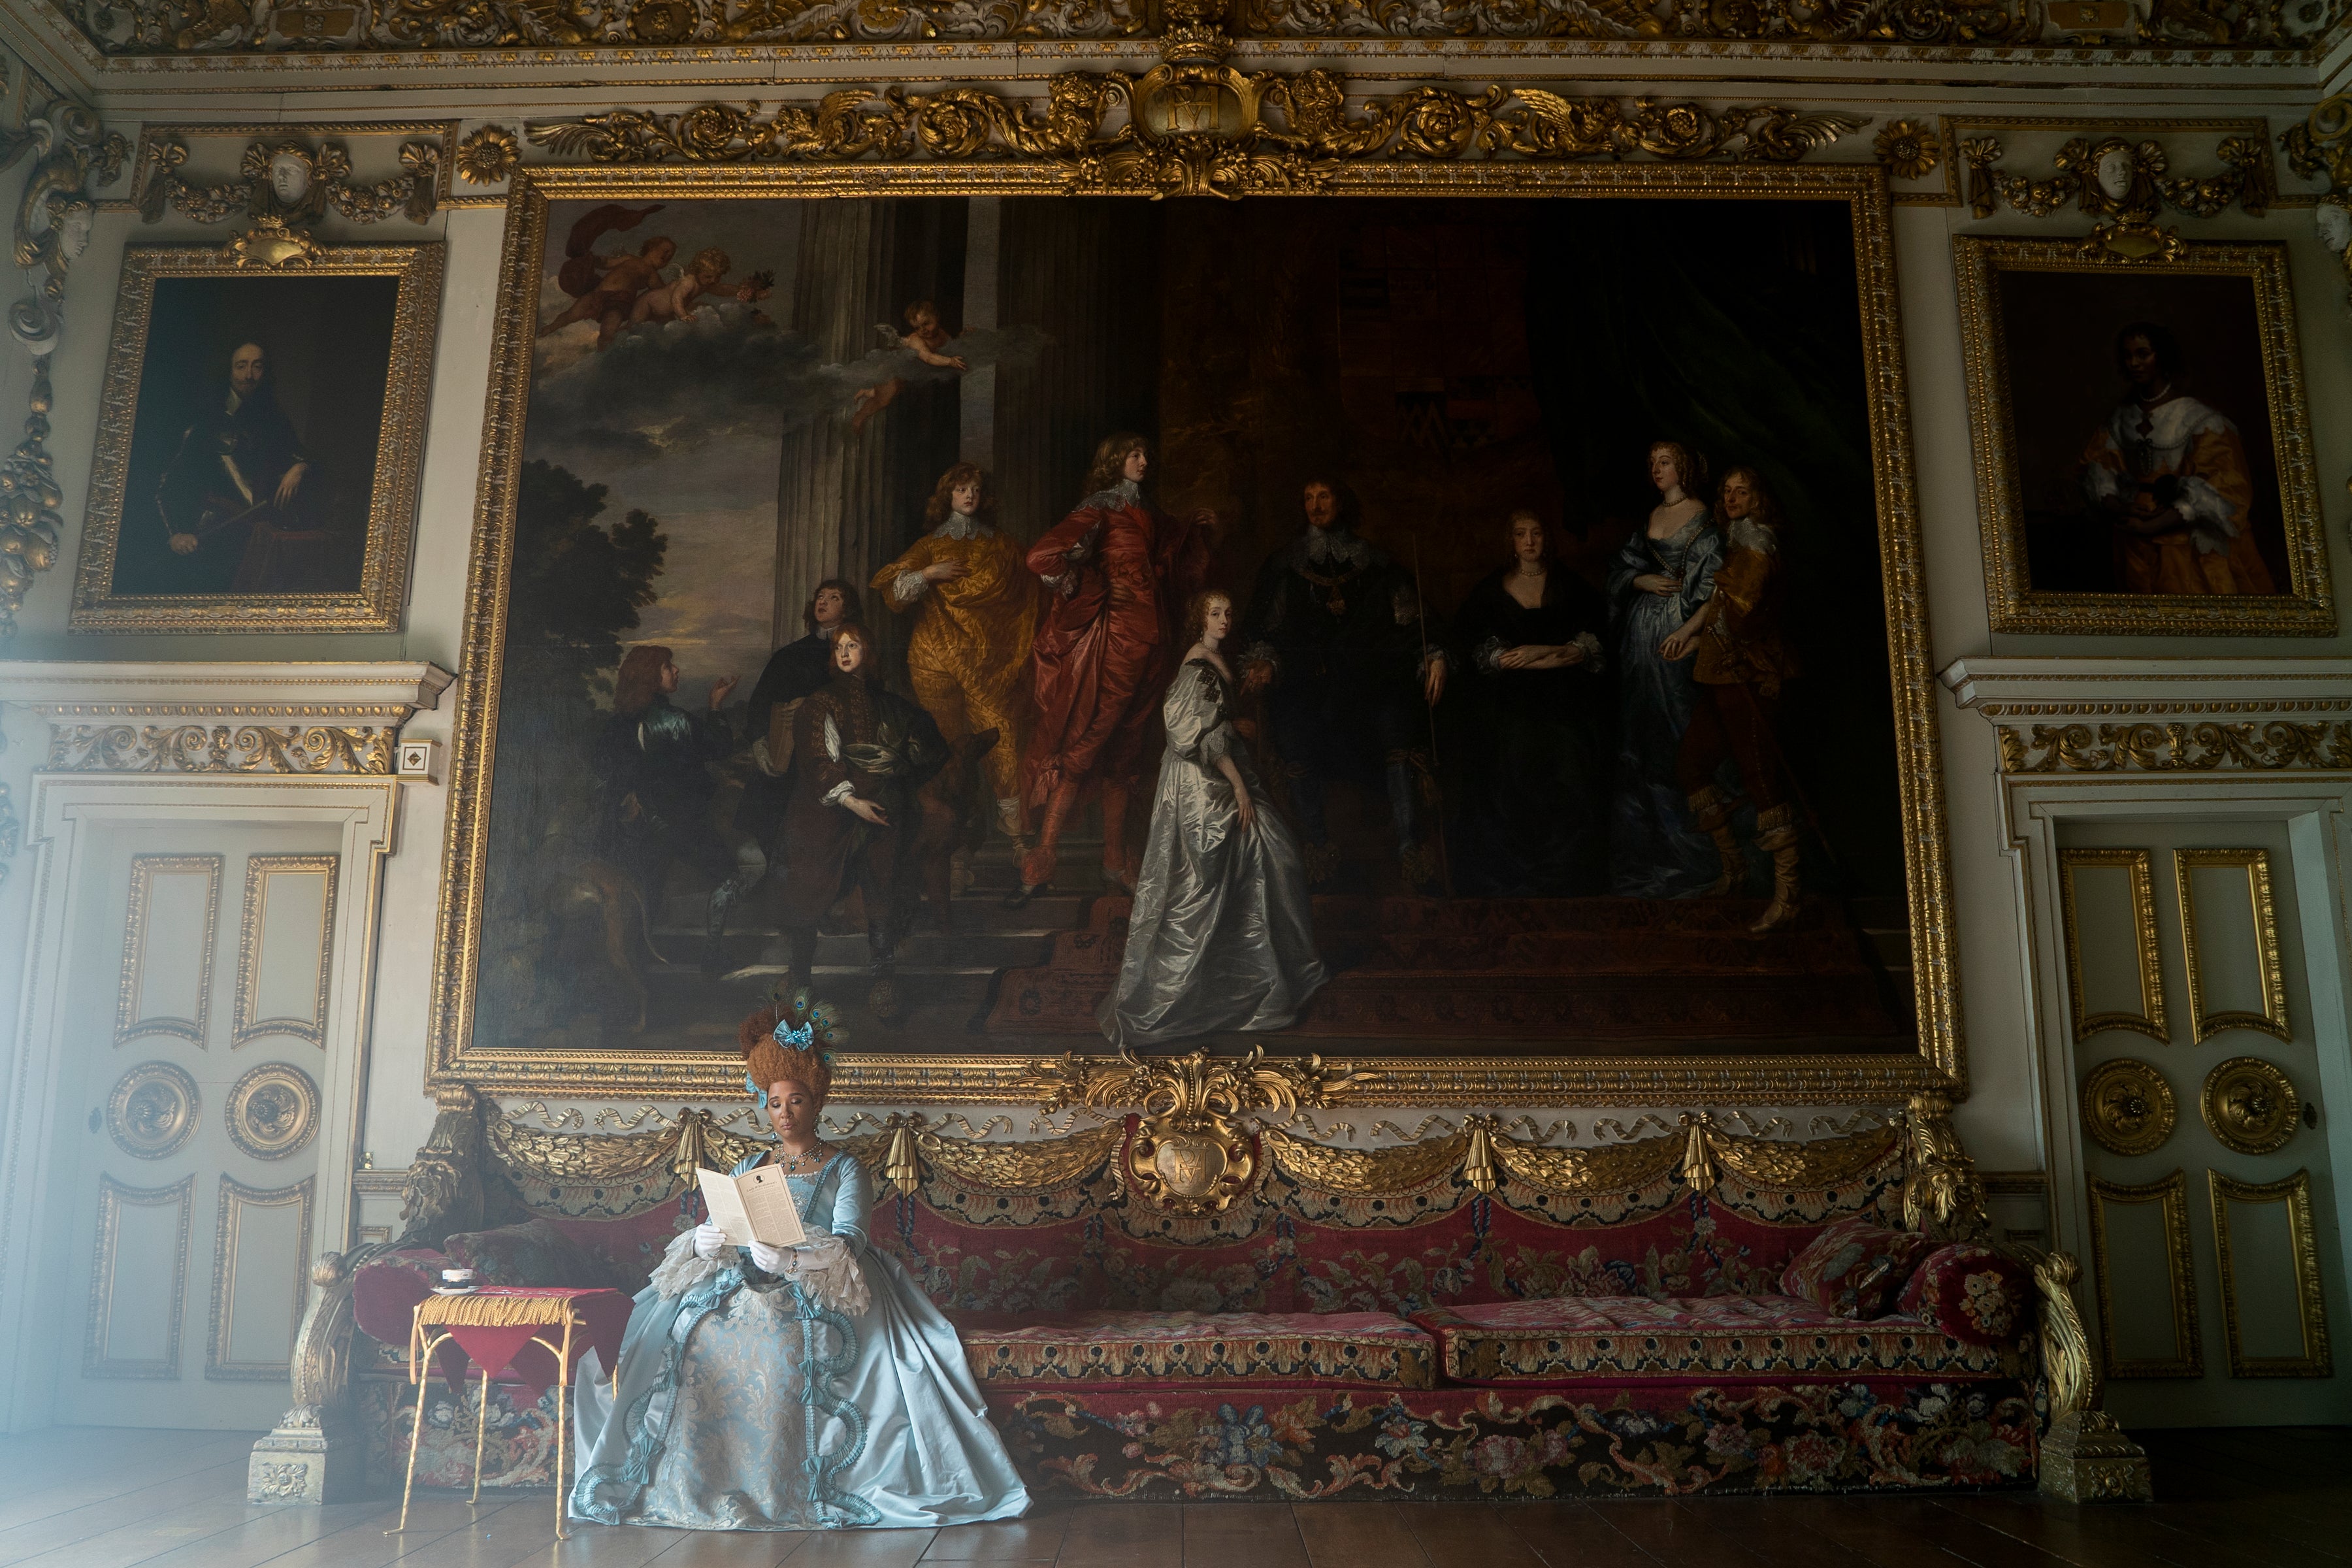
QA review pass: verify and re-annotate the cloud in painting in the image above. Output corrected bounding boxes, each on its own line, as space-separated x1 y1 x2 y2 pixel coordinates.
527 304 1052 468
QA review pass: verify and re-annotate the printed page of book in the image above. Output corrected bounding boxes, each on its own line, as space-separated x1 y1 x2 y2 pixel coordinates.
696 1164 808 1248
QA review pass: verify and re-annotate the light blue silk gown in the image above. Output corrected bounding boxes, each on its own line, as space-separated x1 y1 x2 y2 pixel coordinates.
569 1149 1030 1530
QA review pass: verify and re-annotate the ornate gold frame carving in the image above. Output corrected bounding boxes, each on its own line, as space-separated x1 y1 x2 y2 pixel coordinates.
46 723 401 776
2085 1169 2202 1379
2208 1166 2331 1378
1954 236 2331 638
106 1060 202 1160
2057 848 2168 1044
66 240 444 635
208 1175 317 1380
233 855 340 1051
133 127 448 227
2200 1056 2300 1156
2174 849 2290 1043
84 1172 195 1379
2080 1056 2176 1157
114 853 222 1048
226 1062 323 1161
427 149 1956 1105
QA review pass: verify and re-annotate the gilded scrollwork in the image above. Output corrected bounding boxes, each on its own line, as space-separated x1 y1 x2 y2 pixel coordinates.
522 78 1867 199
1997 719 2352 775
1900 1091 1989 1243
44 723 400 774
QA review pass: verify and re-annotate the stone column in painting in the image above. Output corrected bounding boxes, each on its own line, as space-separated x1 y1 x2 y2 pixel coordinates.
772 199 966 675
991 199 1161 544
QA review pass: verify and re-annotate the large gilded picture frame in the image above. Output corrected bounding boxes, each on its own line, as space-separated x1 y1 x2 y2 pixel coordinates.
69 242 444 634
1955 236 2330 638
425 112 1955 1106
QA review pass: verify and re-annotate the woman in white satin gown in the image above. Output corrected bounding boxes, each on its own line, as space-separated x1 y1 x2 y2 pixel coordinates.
1100 591 1327 1045
570 1005 1028 1531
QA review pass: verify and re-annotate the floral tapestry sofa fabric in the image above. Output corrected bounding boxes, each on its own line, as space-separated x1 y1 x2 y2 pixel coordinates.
1776 1218 1936 1320
1407 1294 2004 1384
994 1380 2038 1500
1898 1245 2036 1348
948 1308 1437 1388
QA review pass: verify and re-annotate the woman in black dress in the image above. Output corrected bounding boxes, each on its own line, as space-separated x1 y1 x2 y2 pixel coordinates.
1450 510 1614 896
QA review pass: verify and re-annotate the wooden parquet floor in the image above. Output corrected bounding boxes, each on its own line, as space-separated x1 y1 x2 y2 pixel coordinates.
1 1424 2342 1568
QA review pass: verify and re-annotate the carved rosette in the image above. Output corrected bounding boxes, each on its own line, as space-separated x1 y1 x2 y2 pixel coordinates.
2201 1056 2299 1155
108 1061 201 1159
226 1062 321 1160
2079 1058 2176 1158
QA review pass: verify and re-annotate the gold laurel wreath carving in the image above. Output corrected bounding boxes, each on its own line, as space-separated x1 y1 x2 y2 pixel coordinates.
521 79 1866 199
1263 1126 1470 1194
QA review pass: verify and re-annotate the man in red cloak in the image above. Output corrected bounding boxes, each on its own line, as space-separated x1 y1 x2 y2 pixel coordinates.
1011 432 1215 905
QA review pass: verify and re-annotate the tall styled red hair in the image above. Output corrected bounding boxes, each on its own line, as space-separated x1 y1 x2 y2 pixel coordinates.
740 1004 830 1104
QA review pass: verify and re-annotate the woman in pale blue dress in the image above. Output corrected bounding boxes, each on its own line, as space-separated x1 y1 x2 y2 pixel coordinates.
1608 441 1727 898
570 1006 1028 1530
1100 590 1326 1045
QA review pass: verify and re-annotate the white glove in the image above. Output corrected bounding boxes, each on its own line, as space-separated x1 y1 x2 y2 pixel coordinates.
692 1223 727 1262
747 1239 789 1275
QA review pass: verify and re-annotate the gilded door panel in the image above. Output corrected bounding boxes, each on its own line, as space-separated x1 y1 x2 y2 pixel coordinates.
57 826 341 1429
2058 849 2167 1043
232 857 338 1050
2057 819 2347 1428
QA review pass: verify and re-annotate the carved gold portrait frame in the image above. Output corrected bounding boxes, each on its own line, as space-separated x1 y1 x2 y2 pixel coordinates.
427 150 1957 1105
1955 236 2332 638
67 242 445 635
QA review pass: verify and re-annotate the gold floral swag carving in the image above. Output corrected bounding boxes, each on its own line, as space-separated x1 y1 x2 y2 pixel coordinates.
521 74 1869 199
274 1075 2137 1498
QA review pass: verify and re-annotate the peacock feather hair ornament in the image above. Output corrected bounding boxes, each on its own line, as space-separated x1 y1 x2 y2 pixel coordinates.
738 988 845 1115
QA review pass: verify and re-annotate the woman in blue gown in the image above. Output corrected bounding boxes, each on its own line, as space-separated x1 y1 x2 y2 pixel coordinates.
1607 440 1728 899
570 1005 1030 1531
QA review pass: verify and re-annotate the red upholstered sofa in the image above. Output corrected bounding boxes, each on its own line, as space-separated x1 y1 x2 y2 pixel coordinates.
325 1090 2058 1501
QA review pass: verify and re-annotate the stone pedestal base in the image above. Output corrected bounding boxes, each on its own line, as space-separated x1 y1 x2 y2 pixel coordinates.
248 1409 369 1504
2039 1410 2153 1502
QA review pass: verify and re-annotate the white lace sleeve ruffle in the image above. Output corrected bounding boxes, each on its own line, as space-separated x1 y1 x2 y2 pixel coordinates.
649 1226 723 1301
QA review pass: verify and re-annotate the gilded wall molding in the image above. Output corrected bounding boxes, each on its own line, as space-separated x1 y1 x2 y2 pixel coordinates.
132 126 450 229
2 661 455 776
520 77 1867 199
33 0 2339 59
48 724 401 776
1941 659 2352 777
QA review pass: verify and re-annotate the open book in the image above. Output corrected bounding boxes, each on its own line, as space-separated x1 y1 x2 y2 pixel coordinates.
696 1164 808 1249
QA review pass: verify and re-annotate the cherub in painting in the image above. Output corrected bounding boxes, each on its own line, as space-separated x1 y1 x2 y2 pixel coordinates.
851 300 971 433
537 203 676 348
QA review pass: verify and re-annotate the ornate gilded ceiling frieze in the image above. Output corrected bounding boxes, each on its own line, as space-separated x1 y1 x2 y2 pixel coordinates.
1997 719 2352 774
44 721 401 774
521 76 1867 197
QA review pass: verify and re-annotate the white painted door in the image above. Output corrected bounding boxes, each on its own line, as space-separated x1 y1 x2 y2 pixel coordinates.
2059 818 2351 1428
52 823 343 1430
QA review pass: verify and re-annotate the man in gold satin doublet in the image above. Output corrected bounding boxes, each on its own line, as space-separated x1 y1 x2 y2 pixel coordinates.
873 463 1042 849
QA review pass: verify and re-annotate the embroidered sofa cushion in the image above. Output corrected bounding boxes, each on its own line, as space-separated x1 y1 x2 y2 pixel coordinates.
1778 1218 1934 1320
1408 1294 2006 1383
1898 1245 2034 1347
948 1309 1435 1389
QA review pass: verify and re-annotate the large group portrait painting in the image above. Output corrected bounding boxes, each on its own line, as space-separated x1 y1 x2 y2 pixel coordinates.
464 188 1932 1072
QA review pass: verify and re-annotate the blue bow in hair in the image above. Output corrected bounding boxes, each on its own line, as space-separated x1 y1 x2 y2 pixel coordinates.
744 1071 769 1111
772 1017 815 1049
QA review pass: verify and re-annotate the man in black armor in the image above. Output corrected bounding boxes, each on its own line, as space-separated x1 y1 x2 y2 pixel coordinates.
155 340 332 594
1238 477 1448 890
